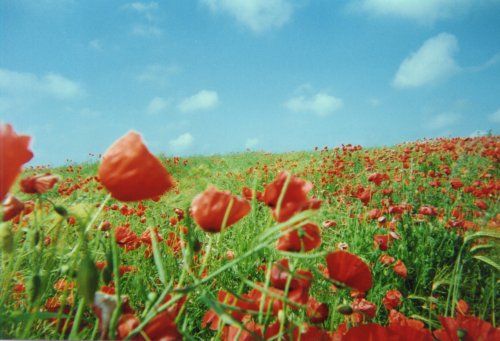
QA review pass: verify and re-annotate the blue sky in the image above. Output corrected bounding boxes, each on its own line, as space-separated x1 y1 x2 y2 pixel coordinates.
1 0 499 166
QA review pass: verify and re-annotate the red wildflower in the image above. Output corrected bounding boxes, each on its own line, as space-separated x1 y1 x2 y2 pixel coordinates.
270 259 312 290
450 178 464 189
261 171 321 222
383 289 402 310
388 309 426 330
368 172 389 186
434 315 500 341
276 222 321 252
20 173 60 194
0 123 33 201
98 131 174 202
455 299 470 316
325 251 373 292
292 323 331 340
306 297 329 323
373 234 390 251
191 186 251 233
2 195 24 222
342 323 389 341
474 199 488 210
388 325 433 341
392 260 408 279
115 225 141 251
322 219 337 228
352 298 377 319
418 205 438 216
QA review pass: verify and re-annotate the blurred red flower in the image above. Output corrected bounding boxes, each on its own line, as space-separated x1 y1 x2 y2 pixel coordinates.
326 251 372 292
383 289 402 310
276 223 321 252
306 297 329 323
373 234 390 251
0 123 33 201
20 173 60 194
98 131 174 202
261 171 321 222
368 172 389 186
191 186 251 233
392 260 408 279
434 315 500 341
2 194 24 221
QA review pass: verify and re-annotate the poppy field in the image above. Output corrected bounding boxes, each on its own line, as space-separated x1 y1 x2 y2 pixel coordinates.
0 123 499 340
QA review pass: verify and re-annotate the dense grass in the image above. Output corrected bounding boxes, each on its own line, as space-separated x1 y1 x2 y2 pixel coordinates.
0 136 498 340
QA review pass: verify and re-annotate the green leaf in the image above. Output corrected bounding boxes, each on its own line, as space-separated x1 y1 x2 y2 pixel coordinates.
473 255 500 272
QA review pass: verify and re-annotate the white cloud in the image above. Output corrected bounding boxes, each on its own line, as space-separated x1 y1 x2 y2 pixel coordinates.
122 2 159 21
178 90 219 112
201 0 293 33
393 33 460 89
352 0 473 25
285 92 343 117
131 24 163 37
425 112 461 130
245 138 259 149
147 97 169 115
489 108 500 124
79 107 100 118
168 133 194 151
89 39 102 50
0 68 85 99
136 64 180 83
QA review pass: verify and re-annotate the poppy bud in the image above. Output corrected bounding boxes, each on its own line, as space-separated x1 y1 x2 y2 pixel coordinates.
53 205 68 217
0 223 14 253
78 256 99 303
337 304 353 315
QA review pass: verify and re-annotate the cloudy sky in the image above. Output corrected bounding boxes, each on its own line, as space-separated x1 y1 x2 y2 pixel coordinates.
1 0 499 166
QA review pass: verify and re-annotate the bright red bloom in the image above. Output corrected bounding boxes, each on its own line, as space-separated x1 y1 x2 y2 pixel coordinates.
434 315 500 341
379 254 396 266
2 194 24 221
374 234 390 251
322 219 337 228
115 225 141 251
392 260 408 279
270 259 313 290
342 323 390 341
306 297 329 323
191 186 251 233
450 178 464 189
261 171 321 222
326 251 372 292
276 222 321 252
418 205 438 216
474 199 488 210
292 323 331 340
0 123 33 201
368 172 389 186
352 298 377 319
388 309 426 330
20 173 60 194
455 299 470 316
98 131 174 202
383 289 402 310
388 325 433 341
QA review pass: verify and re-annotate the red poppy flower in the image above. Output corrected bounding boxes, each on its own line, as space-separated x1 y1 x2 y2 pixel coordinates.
388 309 426 330
418 205 437 216
20 173 60 194
392 260 408 279
115 225 141 251
474 199 488 210
2 194 24 222
191 186 251 233
368 172 389 186
455 299 470 316
0 123 33 201
388 325 433 341
306 297 329 323
98 131 174 202
450 178 464 189
325 251 372 292
434 315 500 341
379 254 396 266
270 259 312 290
276 223 321 252
292 323 331 340
261 171 321 222
374 234 390 251
352 298 377 319
383 289 402 310
342 323 390 341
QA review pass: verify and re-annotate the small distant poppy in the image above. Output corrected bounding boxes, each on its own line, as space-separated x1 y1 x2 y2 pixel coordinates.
368 172 389 186
373 234 390 251
191 186 251 233
326 251 372 292
383 289 402 310
0 123 33 201
392 260 408 279
98 131 174 202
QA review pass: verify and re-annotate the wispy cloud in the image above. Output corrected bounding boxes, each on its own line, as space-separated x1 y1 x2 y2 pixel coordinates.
245 138 259 149
122 2 159 21
168 133 194 152
201 0 293 33
0 68 85 99
136 64 180 84
489 108 500 124
122 2 162 37
178 90 219 112
350 0 473 25
393 33 460 89
88 39 103 50
131 24 163 37
424 112 461 130
285 91 343 117
147 97 169 115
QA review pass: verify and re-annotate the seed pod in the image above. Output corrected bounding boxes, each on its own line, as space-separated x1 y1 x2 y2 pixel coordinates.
337 304 353 315
53 205 68 217
78 256 99 303
31 273 42 303
0 223 14 253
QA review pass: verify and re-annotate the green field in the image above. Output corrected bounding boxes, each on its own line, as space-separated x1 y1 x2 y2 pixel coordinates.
1 134 499 340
